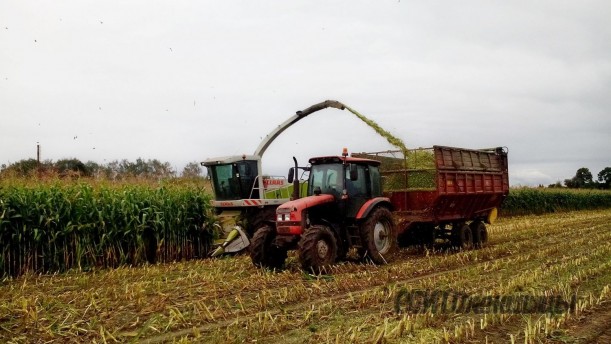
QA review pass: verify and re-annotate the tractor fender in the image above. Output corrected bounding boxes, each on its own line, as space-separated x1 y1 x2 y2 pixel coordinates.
355 197 393 220
276 194 335 235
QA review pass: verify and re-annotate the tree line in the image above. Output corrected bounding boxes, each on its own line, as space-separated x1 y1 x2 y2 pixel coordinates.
548 167 611 189
0 158 204 180
3 158 609 189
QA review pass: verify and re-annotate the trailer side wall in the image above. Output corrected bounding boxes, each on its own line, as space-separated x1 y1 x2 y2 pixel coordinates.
353 146 509 229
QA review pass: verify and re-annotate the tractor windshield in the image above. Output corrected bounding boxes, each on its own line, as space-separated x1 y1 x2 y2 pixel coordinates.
308 163 344 198
207 160 260 200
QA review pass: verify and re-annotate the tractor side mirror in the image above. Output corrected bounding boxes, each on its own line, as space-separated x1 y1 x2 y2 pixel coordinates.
349 164 359 181
288 167 295 184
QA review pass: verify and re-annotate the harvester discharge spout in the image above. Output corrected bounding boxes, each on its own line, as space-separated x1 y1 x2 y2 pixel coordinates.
295 100 346 116
253 100 347 157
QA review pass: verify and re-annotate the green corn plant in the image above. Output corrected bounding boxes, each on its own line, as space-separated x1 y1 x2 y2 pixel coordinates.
0 179 212 277
501 188 611 216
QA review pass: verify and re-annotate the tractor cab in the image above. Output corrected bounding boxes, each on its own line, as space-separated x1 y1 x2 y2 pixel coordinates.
274 149 385 237
307 151 382 218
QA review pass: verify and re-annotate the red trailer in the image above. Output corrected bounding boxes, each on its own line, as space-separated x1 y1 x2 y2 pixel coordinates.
250 146 509 272
353 146 509 248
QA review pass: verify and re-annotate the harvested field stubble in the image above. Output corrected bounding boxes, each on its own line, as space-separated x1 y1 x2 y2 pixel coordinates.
1 209 610 343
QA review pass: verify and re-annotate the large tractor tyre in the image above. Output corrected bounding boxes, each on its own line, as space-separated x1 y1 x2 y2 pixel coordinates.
451 223 474 250
360 207 398 265
470 221 488 248
246 207 277 236
250 225 287 271
298 225 338 273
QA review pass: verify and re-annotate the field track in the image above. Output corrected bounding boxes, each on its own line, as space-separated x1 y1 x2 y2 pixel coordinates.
2 209 611 343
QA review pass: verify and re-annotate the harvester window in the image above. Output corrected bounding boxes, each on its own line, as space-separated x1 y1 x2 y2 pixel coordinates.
237 160 259 199
209 164 235 200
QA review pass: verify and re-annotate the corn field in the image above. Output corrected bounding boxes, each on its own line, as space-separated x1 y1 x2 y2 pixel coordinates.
0 179 212 277
501 187 611 216
1 177 611 278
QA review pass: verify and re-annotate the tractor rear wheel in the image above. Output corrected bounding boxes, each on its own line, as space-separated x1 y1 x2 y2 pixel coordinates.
250 225 287 270
360 207 397 264
298 225 337 273
451 223 474 250
470 221 488 248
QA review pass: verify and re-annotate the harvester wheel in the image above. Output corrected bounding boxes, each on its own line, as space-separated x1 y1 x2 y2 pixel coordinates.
298 225 337 273
451 223 473 250
470 221 488 248
250 225 287 270
360 207 397 264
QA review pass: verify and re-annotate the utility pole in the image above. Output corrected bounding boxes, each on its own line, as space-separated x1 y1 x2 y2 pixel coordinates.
37 142 41 177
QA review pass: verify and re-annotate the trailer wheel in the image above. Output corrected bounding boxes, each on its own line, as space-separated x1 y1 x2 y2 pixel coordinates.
451 223 474 250
470 221 488 248
360 207 397 264
298 225 337 273
250 225 287 270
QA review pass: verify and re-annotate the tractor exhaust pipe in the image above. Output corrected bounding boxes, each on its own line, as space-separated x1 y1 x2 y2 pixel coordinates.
291 157 299 200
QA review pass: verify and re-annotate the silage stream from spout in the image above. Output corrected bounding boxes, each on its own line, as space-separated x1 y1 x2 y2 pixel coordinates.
344 105 408 153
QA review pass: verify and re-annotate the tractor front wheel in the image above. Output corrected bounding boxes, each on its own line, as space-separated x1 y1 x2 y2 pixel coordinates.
250 225 287 270
360 207 397 264
298 225 337 273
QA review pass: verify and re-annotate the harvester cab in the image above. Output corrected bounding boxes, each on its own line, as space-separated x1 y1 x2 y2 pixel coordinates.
202 100 347 257
206 156 261 201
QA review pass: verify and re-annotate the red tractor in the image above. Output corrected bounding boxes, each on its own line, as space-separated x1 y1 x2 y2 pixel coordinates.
250 148 397 271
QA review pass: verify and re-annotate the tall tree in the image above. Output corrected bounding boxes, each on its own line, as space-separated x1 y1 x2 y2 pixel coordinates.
182 161 203 178
565 167 594 188
598 167 611 189
8 159 39 175
56 158 90 176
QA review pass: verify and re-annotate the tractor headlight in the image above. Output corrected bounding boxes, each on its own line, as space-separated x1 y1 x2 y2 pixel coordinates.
277 214 285 222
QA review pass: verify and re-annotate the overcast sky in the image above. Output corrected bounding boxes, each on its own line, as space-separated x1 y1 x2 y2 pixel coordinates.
1 1 610 186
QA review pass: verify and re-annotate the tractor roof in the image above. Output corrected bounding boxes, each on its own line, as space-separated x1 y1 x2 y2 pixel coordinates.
308 156 381 166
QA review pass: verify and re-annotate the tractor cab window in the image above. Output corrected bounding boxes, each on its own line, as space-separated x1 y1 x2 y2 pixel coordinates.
208 160 260 200
369 165 382 197
308 163 343 198
345 164 368 197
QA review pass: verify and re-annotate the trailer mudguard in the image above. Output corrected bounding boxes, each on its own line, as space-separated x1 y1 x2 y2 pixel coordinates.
355 197 393 220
